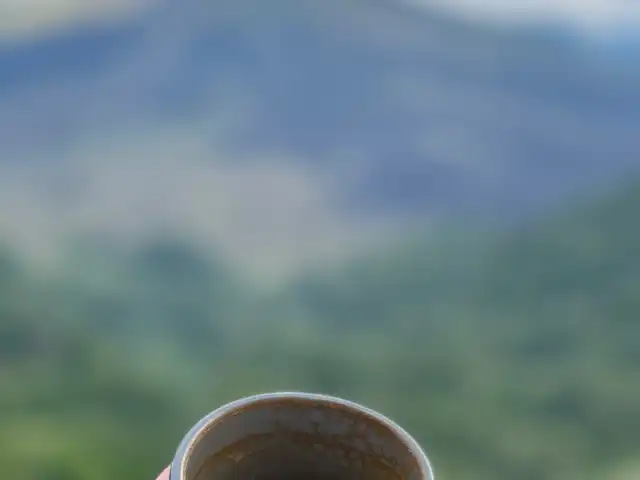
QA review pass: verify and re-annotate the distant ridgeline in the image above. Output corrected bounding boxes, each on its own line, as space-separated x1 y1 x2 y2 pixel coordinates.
0 0 639 222
1 181 639 480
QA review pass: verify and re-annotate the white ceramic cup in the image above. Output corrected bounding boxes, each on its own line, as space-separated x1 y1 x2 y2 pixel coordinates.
170 392 434 480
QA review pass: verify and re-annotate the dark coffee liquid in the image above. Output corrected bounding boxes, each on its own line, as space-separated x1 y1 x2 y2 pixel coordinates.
193 432 403 480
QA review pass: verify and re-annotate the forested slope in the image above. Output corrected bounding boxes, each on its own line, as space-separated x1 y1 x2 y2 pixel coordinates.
1 183 639 479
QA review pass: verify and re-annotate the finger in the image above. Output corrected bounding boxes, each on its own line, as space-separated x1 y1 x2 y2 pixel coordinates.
156 466 170 480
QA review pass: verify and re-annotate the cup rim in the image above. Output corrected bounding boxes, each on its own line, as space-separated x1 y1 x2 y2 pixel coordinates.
169 391 434 480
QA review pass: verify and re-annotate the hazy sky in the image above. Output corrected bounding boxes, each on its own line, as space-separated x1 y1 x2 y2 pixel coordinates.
0 0 639 41
418 0 640 31
0 0 151 41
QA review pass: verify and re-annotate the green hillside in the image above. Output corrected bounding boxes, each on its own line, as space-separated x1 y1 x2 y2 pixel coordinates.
1 183 639 480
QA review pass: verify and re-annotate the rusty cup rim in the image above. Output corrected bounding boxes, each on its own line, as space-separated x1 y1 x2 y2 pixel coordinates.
169 391 434 480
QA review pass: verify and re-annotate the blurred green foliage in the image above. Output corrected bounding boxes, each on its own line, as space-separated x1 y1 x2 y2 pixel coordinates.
1 184 640 480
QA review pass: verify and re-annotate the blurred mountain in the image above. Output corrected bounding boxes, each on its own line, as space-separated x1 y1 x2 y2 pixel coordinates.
0 0 638 260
